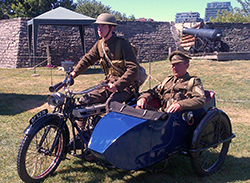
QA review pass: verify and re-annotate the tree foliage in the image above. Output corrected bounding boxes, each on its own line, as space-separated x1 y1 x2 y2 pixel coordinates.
0 0 15 19
75 0 136 20
210 0 250 22
0 0 76 18
1 0 136 20
75 0 110 18
210 8 250 23
237 0 250 14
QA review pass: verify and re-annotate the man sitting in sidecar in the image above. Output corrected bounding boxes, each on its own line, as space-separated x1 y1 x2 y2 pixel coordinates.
136 50 206 113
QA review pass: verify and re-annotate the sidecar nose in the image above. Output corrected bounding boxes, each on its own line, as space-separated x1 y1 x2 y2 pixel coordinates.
88 111 146 154
88 111 149 169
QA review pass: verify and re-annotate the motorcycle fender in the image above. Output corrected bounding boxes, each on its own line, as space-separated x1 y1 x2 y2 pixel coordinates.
191 108 231 149
24 114 60 136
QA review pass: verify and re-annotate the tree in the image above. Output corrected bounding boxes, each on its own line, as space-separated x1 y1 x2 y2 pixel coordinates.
2 0 76 18
0 0 15 19
210 8 250 23
75 0 136 20
128 15 136 21
209 0 250 22
237 0 250 15
75 0 110 18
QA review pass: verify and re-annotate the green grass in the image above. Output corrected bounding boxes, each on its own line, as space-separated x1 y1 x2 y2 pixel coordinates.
0 60 250 182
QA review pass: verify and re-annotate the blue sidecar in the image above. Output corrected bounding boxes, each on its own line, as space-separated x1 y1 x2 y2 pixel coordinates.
89 99 235 176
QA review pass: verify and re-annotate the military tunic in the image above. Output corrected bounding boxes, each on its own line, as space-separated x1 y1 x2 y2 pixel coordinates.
74 33 139 92
73 33 139 107
138 72 206 112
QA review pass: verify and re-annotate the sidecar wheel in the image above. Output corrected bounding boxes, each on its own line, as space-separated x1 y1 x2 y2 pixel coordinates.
17 121 66 183
191 112 231 176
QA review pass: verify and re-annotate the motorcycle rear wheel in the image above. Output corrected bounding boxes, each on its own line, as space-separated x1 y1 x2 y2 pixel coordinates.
17 122 65 183
191 113 231 176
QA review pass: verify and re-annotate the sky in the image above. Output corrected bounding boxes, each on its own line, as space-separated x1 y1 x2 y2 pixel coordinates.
73 0 241 22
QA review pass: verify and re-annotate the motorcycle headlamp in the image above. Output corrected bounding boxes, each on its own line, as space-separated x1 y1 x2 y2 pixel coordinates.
47 93 65 108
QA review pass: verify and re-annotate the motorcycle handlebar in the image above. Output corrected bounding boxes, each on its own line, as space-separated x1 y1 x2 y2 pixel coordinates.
49 73 74 93
49 82 65 92
49 69 107 94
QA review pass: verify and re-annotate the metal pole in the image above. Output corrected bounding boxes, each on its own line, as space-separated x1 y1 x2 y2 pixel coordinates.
168 47 172 58
149 60 151 89
46 45 51 66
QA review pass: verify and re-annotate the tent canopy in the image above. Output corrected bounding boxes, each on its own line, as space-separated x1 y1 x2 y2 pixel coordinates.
27 7 97 66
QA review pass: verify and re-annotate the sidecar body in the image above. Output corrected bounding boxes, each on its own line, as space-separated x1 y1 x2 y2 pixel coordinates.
88 101 209 170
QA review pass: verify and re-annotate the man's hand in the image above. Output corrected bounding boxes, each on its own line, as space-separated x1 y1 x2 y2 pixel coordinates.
106 83 117 93
166 103 181 113
136 98 147 109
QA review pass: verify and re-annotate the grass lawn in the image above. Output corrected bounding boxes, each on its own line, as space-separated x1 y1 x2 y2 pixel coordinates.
0 59 249 183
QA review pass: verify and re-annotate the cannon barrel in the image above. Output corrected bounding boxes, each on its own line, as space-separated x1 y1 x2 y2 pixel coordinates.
183 28 222 41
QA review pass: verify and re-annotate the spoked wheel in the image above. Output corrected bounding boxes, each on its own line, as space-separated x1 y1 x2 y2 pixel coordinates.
17 122 66 183
191 112 232 176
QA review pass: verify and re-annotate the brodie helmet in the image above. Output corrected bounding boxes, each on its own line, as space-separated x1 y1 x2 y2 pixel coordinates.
94 13 118 26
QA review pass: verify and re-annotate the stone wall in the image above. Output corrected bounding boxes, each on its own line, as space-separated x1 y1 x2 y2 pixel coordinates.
1 18 250 69
0 18 175 68
33 25 96 67
116 21 175 62
206 22 250 52
0 18 26 68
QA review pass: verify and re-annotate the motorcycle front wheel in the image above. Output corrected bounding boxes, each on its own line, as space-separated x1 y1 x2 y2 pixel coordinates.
17 121 66 183
191 112 232 176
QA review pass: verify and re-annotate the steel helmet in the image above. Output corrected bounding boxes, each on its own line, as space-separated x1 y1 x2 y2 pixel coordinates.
94 13 118 26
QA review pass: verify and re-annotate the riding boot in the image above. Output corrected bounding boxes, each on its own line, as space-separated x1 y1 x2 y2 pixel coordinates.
76 118 87 132
68 118 88 151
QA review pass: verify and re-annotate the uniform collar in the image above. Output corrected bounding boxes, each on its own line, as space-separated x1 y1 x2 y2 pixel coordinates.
174 72 190 82
103 33 117 45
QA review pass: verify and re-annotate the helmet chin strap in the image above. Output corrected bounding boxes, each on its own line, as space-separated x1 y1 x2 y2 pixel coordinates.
103 26 113 39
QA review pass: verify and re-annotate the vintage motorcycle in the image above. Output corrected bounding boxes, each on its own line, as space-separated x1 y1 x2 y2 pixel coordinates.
17 72 235 183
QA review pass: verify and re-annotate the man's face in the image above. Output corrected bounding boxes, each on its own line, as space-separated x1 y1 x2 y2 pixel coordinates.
97 24 112 38
172 61 189 78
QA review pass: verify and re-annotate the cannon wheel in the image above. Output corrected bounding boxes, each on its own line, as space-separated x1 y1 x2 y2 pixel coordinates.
190 111 231 176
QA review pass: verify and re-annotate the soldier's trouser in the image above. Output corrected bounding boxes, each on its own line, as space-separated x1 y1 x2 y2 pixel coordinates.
76 87 136 131
79 87 135 109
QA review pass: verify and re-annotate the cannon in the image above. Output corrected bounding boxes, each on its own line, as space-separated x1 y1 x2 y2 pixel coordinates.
181 28 229 54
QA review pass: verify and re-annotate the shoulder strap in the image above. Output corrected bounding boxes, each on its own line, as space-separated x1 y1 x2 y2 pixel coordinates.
98 39 104 57
115 38 122 60
101 40 124 74
187 77 195 92
160 76 174 92
185 77 195 98
98 39 102 52
98 37 122 60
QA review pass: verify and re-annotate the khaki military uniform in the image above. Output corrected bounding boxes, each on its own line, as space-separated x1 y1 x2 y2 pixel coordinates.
138 72 206 112
73 33 139 108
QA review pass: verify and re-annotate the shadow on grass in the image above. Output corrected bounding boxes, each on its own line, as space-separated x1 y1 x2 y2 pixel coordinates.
53 154 250 183
0 93 46 115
